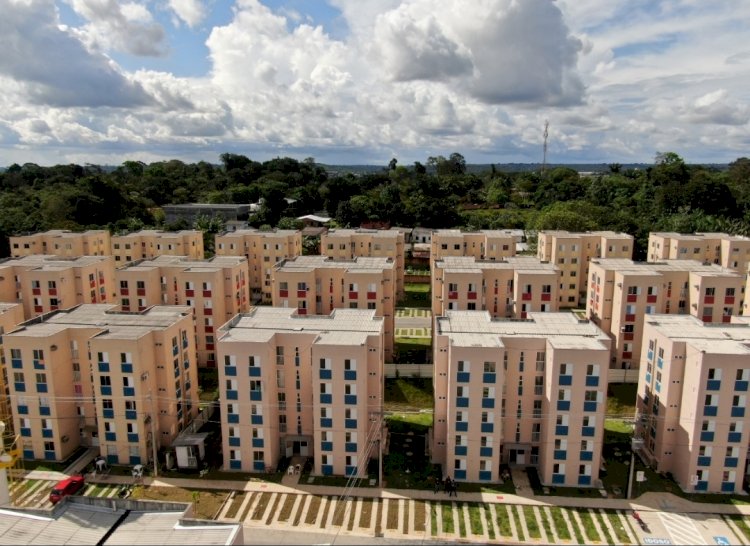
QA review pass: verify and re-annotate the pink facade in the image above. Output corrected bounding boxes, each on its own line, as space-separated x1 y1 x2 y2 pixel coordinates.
217 307 384 476
431 229 518 265
647 232 750 272
111 229 204 264
433 311 610 486
10 230 111 258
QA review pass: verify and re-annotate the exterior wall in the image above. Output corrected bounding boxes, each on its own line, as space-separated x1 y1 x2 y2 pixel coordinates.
0 303 25 431
0 256 117 320
432 257 560 320
636 316 750 493
648 232 750 273
214 229 302 303
271 257 395 360
433 312 610 487
111 230 204 264
431 230 516 265
537 231 633 307
216 308 384 476
320 229 406 299
587 259 743 370
4 305 198 465
115 256 250 368
10 230 111 258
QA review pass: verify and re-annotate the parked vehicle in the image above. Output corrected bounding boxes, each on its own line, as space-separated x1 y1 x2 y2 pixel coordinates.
49 475 85 504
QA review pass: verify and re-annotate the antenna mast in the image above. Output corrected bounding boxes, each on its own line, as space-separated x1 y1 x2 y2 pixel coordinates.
541 119 549 180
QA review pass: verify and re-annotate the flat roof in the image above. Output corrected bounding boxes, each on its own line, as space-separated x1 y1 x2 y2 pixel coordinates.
118 255 246 272
436 256 558 273
591 258 740 277
644 315 750 355
217 228 298 238
540 230 633 239
1 255 111 270
275 255 394 272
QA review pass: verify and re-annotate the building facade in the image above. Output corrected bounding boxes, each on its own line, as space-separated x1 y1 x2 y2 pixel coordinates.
647 232 750 273
635 314 750 493
320 229 406 299
111 230 204 264
432 256 561 320
115 255 250 368
9 230 111 258
587 259 744 370
271 256 396 360
216 307 384 476
215 229 302 303
537 231 634 307
431 229 519 264
3 304 198 465
433 311 610 486
0 255 117 320
0 302 24 432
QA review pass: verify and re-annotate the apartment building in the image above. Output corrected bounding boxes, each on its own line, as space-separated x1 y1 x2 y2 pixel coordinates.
635 314 750 493
216 307 384 476
115 255 250 368
111 230 204 264
3 304 198 465
0 255 116 320
0 302 24 431
432 256 560 320
272 256 395 360
537 231 634 307
647 232 750 273
431 229 518 264
214 229 302 303
587 259 744 371
320 229 406 299
433 311 610 486
9 230 111 258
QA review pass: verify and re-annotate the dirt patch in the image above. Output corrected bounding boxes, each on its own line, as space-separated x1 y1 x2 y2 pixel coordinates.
133 486 226 520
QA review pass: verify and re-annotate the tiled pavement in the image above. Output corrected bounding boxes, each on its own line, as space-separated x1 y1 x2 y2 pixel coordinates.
9 467 750 544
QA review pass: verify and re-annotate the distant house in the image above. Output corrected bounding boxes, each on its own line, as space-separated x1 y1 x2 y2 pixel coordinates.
163 203 254 225
297 214 331 228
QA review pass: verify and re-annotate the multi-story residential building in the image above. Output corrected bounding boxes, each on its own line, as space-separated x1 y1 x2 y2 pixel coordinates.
9 230 112 258
587 259 744 371
0 255 116 319
0 302 24 431
647 232 750 272
431 229 518 264
115 255 250 368
537 230 634 307
3 304 198 465
111 230 204 264
433 311 610 486
216 307 384 476
432 257 560 320
320 229 406 299
635 314 750 494
214 229 302 303
272 256 396 360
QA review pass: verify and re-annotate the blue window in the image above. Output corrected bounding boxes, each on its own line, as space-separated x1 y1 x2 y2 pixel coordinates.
228 414 240 424
17 405 28 415
479 470 492 481
552 474 565 484
320 418 333 428
39 406 51 416
454 446 467 456
346 466 358 476
728 432 741 442
123 387 135 397
580 451 593 461
559 375 572 386
706 380 721 391
483 373 496 384
481 398 495 409
14 382 25 392
42 429 53 438
481 423 494 433
345 442 357 453
697 456 711 466
554 450 567 460
555 426 568 436
345 419 357 429
230 460 242 470
11 358 22 369
557 401 570 411
320 394 332 404
454 470 466 480
129 456 142 465
321 442 333 451
319 369 332 380
105 432 117 441
583 401 597 412
703 406 717 417
456 398 469 407
121 363 133 374
225 366 237 376
701 431 714 442
252 438 264 448
36 384 48 393
585 376 599 387
345 395 357 405
645 372 652 384
45 451 56 461
457 372 470 383
128 433 139 443
721 482 735 493
455 421 468 432
582 427 595 437
735 380 749 392
725 457 738 468
732 407 745 418
226 390 238 400
20 428 31 437
229 437 240 447
23 449 34 459
103 409 114 418
251 415 263 425
250 391 262 401
322 465 333 475
480 447 493 457
344 370 357 381
578 476 592 486
248 367 261 377
98 362 110 373
253 461 266 471
125 410 137 420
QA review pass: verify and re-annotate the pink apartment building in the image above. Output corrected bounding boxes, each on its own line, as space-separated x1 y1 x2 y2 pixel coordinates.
115 255 250 368
214 229 302 303
635 314 750 493
0 255 116 320
432 256 560 320
110 229 204 264
433 311 610 486
320 228 406 299
271 256 396 360
0 302 24 431
647 232 750 272
3 304 198 466
430 229 519 265
216 307 384 476
537 230 634 307
587 259 744 371
9 230 111 258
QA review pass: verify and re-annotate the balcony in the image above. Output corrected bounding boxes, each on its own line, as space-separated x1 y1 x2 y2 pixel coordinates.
344 370 357 381
33 359 45 370
253 461 266 472
721 482 735 493
248 367 261 377
697 456 712 466
11 358 22 369
554 450 567 460
725 457 739 468
732 407 745 418
123 387 135 397
250 390 262 401
467 292 477 300
279 289 288 298
623 332 634 341
229 460 242 470
454 445 467 456
36 384 48 393
17 405 28 415
228 414 240 424
125 410 137 420
479 470 492 481
480 447 493 457
456 421 468 432
345 419 357 429
555 426 568 435
454 470 467 480
703 406 718 417
700 431 715 442
345 394 358 405
580 451 593 461
32 287 41 295
321 441 333 452
481 398 495 409
20 428 31 437
647 294 657 303
346 466 358 477
706 380 721 391
585 376 599 387
186 289 194 297
578 476 592 486
457 372 470 383
252 438 264 448
702 315 713 323
541 293 551 301
202 290 211 297
625 314 636 322
251 415 263 425
322 465 333 475
483 373 496 384
725 296 735 305
128 433 139 443
224 366 239 377
582 427 595 437
367 291 377 300
348 291 358 299
105 432 117 442
226 390 238 400
481 423 494 433
121 363 133 374
319 369 332 380
584 401 597 412
557 401 571 411
320 418 333 428
42 429 53 438
552 474 565 484
704 295 715 304
204 308 213 316
521 292 532 301
735 381 748 392
345 442 357 453
448 291 458 300
100 386 112 396
98 362 110 372
559 375 572 386
320 394 333 404
297 290 307 298
456 397 469 407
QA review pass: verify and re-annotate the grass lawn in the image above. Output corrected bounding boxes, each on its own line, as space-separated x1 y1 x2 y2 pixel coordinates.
359 499 373 528
523 505 541 539
495 505 513 537
606 383 638 417
133 486 227 520
441 501 455 534
510 505 525 541
482 504 496 540
605 509 632 544
398 283 431 307
549 507 572 540
385 377 433 409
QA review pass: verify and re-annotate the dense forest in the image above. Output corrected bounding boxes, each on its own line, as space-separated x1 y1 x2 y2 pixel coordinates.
1 152 749 260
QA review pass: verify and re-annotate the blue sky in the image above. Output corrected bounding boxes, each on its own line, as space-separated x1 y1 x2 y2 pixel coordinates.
0 0 748 166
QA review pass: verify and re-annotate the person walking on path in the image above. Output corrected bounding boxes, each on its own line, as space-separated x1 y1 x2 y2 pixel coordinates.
434 476 442 494
444 476 452 494
450 479 458 497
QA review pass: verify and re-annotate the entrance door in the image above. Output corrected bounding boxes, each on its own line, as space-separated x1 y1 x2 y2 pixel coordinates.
286 441 293 458
299 441 309 456
515 449 526 465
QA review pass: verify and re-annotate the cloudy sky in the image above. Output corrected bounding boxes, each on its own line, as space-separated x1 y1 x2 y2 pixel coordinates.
0 0 748 167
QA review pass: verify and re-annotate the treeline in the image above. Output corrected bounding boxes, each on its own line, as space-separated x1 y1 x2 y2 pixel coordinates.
1 152 749 260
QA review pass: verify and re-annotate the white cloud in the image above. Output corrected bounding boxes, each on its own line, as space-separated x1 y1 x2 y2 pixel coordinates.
168 0 207 28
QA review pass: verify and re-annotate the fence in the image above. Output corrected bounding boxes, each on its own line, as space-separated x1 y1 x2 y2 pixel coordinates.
385 363 433 378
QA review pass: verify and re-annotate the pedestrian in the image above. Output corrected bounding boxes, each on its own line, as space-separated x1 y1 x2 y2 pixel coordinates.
451 479 458 497
433 476 441 494
444 476 452 494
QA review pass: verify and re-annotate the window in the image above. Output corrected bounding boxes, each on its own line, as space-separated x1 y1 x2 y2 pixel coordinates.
484 361 495 373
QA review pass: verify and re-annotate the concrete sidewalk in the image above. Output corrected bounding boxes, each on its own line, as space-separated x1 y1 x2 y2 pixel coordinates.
23 467 750 517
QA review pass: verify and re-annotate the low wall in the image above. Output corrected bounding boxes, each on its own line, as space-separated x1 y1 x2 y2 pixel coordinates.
607 369 640 383
385 363 433 378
